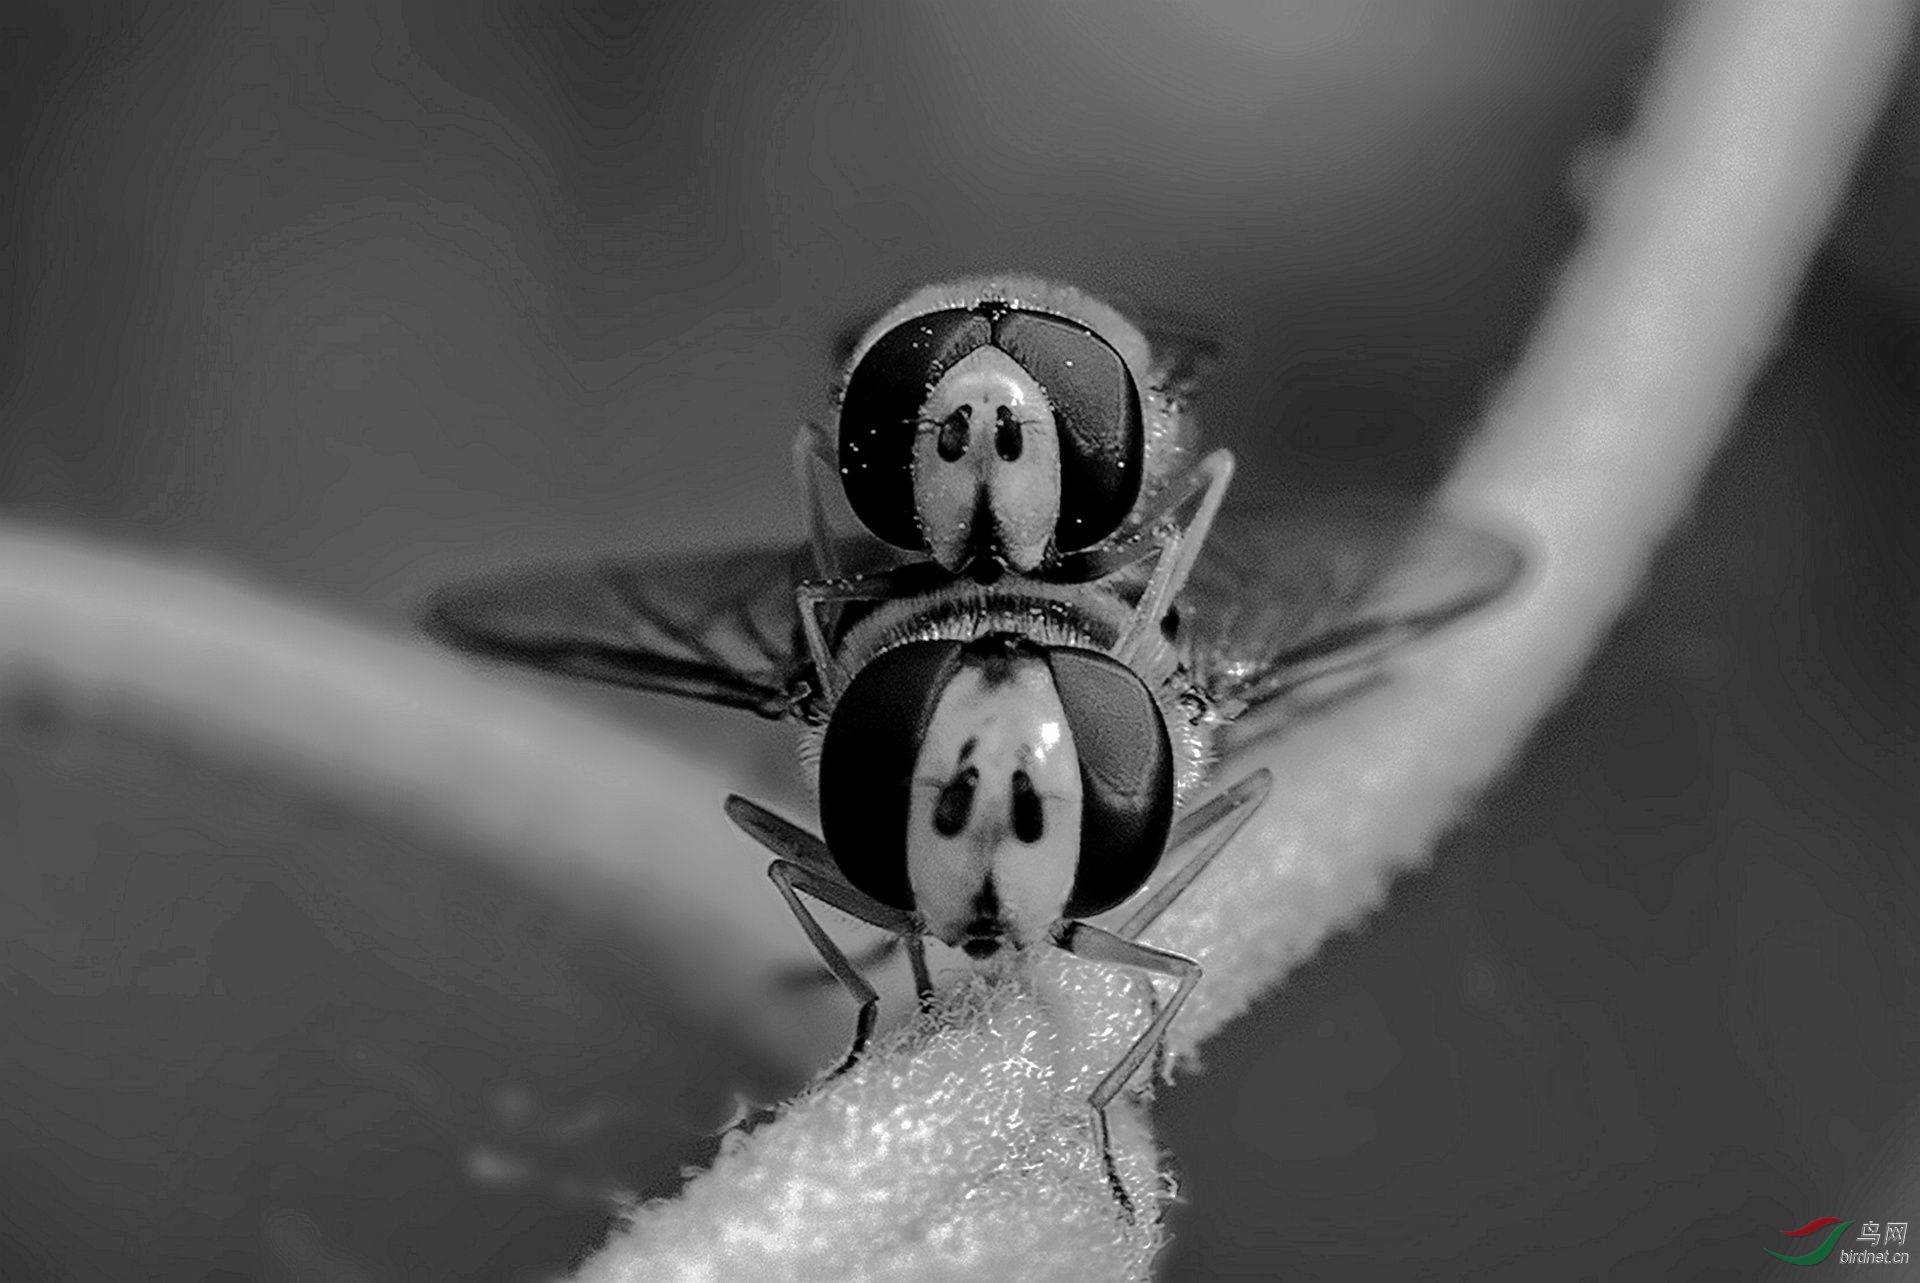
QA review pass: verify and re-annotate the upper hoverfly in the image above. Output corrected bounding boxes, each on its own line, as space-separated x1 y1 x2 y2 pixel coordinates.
421 276 1524 1217
823 277 1217 583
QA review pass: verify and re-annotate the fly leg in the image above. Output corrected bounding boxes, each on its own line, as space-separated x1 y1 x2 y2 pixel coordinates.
794 565 953 702
905 933 934 1006
1119 768 1272 942
1044 769 1269 1218
773 922 933 1012
727 795 920 1078
775 935 902 993
1111 767 1270 1086
1114 448 1235 665
1050 447 1235 591
792 421 842 578
768 861 891 1077
1053 922 1204 1223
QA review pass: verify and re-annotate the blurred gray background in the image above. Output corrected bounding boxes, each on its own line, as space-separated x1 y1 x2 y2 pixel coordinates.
0 2 1912 1279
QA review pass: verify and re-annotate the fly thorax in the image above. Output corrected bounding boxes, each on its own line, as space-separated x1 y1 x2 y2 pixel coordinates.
911 346 1061 574
906 656 1082 955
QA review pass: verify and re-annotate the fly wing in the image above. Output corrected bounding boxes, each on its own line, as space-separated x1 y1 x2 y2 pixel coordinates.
1138 314 1228 407
420 543 816 719
1181 492 1526 750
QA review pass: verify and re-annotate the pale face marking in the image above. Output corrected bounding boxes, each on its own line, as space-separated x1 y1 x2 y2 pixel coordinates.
910 346 1062 573
906 657 1082 954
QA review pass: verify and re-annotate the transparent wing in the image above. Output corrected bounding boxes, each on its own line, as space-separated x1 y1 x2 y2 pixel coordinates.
1181 492 1526 749
1137 312 1229 406
420 543 815 719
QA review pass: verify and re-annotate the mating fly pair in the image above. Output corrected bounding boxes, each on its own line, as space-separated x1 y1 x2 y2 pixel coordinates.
423 276 1524 1215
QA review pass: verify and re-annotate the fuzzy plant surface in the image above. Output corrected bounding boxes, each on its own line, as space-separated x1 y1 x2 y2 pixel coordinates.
0 0 1910 1280
573 959 1175 1283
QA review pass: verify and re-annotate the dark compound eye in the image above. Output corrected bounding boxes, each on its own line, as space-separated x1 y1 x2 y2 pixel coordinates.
838 309 992 551
989 310 1143 553
1009 769 1044 843
994 406 1023 462
1046 647 1173 918
818 639 969 911
932 766 977 837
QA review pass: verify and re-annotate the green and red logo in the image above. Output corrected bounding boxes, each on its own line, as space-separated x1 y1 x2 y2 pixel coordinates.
1766 1217 1854 1266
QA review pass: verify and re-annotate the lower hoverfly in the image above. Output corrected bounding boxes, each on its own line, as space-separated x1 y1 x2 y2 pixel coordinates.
421 284 1524 1217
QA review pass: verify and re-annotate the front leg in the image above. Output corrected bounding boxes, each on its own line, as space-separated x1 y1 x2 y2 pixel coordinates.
775 934 902 993
1053 920 1204 1221
794 565 949 702
768 861 893 1077
905 932 934 1005
1107 767 1270 1086
729 795 921 1077
1113 448 1236 666
1118 767 1271 942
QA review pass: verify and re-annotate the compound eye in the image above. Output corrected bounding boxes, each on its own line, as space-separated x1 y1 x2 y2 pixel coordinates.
838 310 992 552
1045 647 1173 918
818 639 968 910
991 311 1144 553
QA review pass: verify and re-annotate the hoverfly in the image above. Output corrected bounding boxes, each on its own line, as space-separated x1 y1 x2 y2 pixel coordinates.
421 278 1524 1217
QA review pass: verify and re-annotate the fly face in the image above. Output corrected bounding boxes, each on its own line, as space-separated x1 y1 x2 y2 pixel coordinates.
835 278 1155 577
817 633 1176 960
910 346 1063 575
904 649 1082 956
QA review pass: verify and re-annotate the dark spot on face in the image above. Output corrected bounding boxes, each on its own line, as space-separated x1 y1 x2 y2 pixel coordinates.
963 490 996 565
994 405 1023 461
1160 605 1181 642
1010 769 1044 843
962 633 1043 688
937 405 971 461
961 884 1004 956
970 648 1016 688
932 766 978 837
